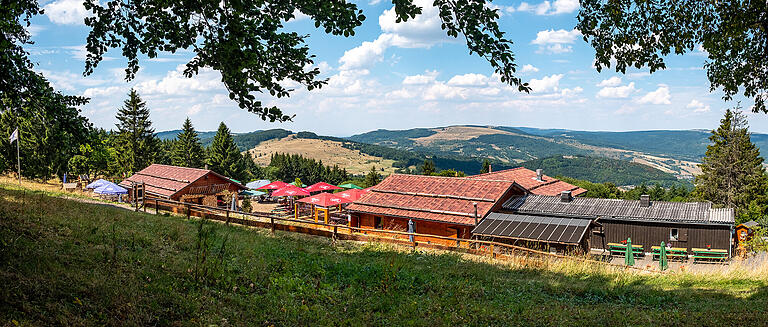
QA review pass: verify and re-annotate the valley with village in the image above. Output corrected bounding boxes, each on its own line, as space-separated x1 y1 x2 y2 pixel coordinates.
3 0 768 325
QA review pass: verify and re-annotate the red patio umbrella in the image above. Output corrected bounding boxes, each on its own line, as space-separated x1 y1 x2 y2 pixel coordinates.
256 181 289 190
335 188 367 202
272 185 311 197
298 192 352 207
304 182 342 193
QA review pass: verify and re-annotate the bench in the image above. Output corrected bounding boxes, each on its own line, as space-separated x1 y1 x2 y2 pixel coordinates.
607 242 644 257
692 248 728 263
651 246 688 261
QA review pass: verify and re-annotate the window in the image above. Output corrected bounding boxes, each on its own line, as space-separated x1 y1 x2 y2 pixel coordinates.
374 216 383 229
670 228 679 241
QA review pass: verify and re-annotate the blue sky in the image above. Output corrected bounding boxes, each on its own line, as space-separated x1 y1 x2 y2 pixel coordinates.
26 0 768 135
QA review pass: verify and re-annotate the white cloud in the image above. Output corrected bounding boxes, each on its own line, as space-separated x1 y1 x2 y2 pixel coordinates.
44 0 89 25
135 64 223 96
596 77 622 87
686 99 711 113
596 82 636 98
403 71 439 85
528 74 563 93
447 73 488 86
637 85 671 105
339 0 450 70
531 29 581 54
517 0 579 15
521 64 539 73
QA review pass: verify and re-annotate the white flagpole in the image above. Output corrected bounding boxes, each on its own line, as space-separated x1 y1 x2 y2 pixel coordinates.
16 129 20 185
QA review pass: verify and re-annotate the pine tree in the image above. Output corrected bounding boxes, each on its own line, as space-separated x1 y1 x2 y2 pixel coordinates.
480 159 491 174
695 108 768 223
172 118 205 168
207 122 246 181
422 159 435 176
114 89 158 173
364 165 381 188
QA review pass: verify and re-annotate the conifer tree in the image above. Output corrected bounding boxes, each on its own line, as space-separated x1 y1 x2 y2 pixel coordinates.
480 159 491 174
207 122 246 181
422 159 435 176
364 166 381 188
114 89 158 173
172 118 205 168
695 108 768 223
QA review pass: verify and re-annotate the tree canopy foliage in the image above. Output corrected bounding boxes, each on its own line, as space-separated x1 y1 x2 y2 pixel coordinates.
577 1 768 112
82 0 528 121
208 122 248 181
172 118 206 168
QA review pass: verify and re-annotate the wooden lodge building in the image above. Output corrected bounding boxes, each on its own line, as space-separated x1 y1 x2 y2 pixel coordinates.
119 164 246 206
345 168 585 244
473 192 735 255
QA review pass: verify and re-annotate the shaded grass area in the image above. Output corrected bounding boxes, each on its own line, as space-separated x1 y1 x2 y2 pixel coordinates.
0 184 766 326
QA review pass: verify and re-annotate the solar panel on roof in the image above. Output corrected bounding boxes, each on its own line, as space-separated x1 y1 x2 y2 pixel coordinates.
473 213 592 245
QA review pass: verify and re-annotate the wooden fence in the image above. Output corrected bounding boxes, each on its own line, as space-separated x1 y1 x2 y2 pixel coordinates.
144 197 659 272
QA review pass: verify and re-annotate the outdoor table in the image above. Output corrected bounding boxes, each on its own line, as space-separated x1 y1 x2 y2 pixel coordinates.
607 242 643 257
651 246 688 261
692 248 728 262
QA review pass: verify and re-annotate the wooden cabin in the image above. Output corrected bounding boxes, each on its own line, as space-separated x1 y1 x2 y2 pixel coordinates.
119 164 246 207
486 193 734 256
346 174 526 245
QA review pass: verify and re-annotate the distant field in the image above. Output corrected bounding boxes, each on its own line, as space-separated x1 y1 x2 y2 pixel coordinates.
246 135 400 175
1 182 767 325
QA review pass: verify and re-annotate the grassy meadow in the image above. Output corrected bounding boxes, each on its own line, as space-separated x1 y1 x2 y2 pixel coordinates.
0 182 767 326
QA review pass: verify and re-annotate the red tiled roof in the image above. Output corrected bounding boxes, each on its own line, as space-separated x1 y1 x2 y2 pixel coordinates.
346 174 517 226
118 164 245 198
468 167 587 196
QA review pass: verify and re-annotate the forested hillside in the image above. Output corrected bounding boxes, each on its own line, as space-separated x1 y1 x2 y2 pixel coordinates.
520 156 682 187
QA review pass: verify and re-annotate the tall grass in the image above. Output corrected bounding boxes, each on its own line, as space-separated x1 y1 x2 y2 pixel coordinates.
0 182 767 326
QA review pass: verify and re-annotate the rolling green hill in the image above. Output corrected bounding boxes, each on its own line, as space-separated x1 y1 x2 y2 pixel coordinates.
520 156 683 187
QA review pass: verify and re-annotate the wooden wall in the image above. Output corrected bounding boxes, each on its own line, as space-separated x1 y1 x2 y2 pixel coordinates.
173 172 241 201
589 220 732 253
353 212 473 246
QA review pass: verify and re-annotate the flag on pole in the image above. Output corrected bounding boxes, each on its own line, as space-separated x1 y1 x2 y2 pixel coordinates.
9 128 18 143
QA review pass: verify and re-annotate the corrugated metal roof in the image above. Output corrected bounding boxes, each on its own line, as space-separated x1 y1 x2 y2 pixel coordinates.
473 212 591 245
503 195 734 225
468 167 587 196
346 174 516 226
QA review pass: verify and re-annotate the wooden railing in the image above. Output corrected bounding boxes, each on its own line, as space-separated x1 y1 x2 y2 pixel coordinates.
144 197 660 272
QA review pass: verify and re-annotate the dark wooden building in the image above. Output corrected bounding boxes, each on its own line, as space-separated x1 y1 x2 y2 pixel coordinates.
488 193 734 256
346 174 525 245
119 164 246 206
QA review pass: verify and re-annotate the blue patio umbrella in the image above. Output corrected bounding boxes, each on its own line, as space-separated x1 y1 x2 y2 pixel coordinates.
94 182 128 195
246 179 271 189
86 179 110 189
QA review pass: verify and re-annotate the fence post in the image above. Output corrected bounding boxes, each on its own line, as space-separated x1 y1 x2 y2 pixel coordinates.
186 204 191 220
332 225 338 244
490 243 494 258
226 209 230 225
270 217 275 233
155 199 159 215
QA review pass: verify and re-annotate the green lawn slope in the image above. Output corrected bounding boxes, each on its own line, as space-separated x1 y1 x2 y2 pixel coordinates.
1 183 766 326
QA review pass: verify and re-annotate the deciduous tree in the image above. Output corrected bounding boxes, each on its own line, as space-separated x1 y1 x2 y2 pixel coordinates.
83 0 529 121
578 1 768 112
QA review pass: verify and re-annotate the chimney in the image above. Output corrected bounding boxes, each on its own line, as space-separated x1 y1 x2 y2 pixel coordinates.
488 164 492 173
640 194 650 207
204 164 208 170
473 202 479 225
536 169 543 182
560 191 572 202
